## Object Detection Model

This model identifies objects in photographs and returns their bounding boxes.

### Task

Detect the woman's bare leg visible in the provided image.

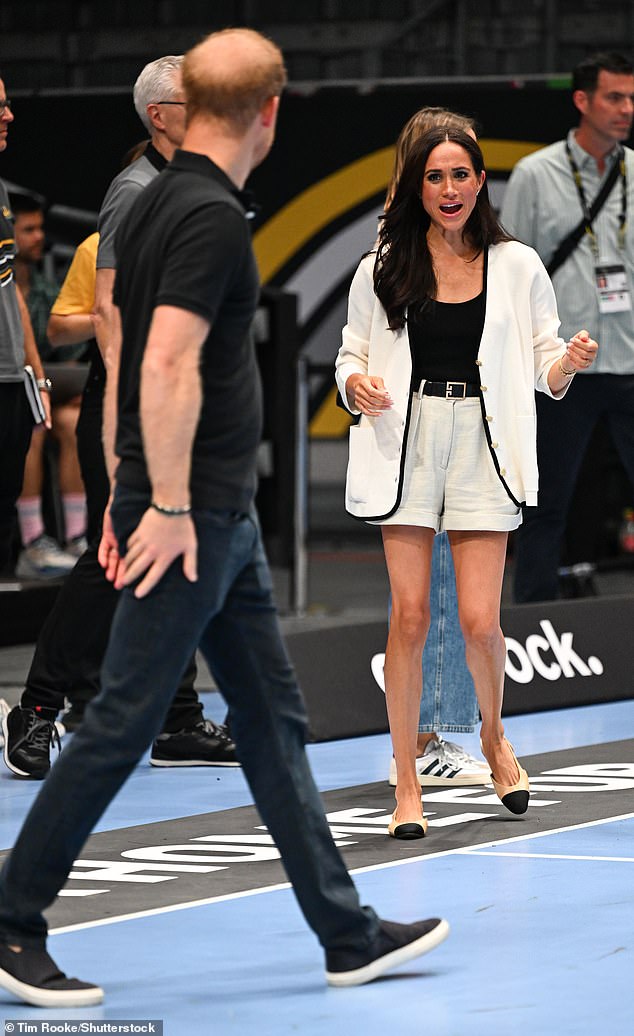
[382,524,435,822]
[448,530,520,788]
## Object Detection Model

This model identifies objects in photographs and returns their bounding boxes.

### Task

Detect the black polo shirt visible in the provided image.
[113,150,262,512]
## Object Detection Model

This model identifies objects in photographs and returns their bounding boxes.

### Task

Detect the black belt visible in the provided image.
[421,380,480,400]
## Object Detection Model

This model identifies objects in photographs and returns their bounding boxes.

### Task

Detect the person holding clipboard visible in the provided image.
[0,79,51,577]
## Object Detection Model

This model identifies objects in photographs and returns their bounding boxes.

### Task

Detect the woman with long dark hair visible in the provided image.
[383,108,486,792]
[336,127,598,838]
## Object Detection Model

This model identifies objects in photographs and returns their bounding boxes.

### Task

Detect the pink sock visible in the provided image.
[17,497,45,546]
[63,493,87,542]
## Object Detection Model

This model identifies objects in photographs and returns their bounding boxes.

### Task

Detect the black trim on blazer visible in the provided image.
[348,387,417,523]
[477,249,525,509]
[478,390,524,509]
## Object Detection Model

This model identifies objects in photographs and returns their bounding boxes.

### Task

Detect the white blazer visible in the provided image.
[335,241,572,520]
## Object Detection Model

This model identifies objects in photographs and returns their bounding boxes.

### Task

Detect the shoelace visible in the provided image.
[435,738,481,768]
[22,714,61,757]
[200,719,233,745]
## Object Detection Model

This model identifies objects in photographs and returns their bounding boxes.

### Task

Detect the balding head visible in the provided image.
[183,28,287,134]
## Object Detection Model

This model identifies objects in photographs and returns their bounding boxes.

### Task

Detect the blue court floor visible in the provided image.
[0,697,633,1036]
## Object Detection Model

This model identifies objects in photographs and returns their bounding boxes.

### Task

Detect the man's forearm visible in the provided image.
[16,286,45,379]
[141,354,201,508]
[139,306,209,508]
[93,268,121,484]
[102,364,120,486]
[47,312,94,348]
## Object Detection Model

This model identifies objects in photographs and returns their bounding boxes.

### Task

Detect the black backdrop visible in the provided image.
[3,78,578,239]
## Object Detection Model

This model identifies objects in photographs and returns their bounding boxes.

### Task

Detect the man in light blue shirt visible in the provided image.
[501,51,634,601]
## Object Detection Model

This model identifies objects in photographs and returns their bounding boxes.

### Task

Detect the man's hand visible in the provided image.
[120,508,198,598]
[41,391,52,430]
[98,500,125,585]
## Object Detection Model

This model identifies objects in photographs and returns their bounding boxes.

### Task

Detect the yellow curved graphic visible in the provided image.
[253,147,394,283]
[253,138,544,437]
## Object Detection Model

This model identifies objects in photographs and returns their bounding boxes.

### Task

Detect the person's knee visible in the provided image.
[50,403,80,442]
[24,426,46,460]
[390,599,430,646]
[460,614,503,655]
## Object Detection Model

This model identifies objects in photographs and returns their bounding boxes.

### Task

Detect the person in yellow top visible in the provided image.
[48,232,99,346]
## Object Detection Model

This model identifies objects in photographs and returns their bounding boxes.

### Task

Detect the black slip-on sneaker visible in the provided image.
[0,943,103,1007]
[326,917,450,987]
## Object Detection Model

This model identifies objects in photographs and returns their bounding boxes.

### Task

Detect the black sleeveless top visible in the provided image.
[408,289,485,387]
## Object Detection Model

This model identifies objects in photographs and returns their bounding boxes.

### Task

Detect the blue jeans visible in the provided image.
[0,486,378,954]
[420,533,478,734]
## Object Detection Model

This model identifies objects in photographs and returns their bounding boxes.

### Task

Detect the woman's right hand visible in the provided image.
[345,374,393,416]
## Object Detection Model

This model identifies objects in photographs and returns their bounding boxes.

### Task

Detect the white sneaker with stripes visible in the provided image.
[388,736,490,787]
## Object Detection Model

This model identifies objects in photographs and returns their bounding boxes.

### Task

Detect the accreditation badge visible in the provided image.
[595,264,631,313]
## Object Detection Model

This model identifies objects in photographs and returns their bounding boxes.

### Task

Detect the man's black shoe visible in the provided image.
[2,706,60,780]
[0,943,103,1007]
[325,918,450,987]
[150,718,240,767]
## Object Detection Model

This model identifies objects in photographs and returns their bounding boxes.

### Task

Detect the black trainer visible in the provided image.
[0,943,103,1008]
[2,705,61,780]
[150,718,240,767]
[325,917,450,987]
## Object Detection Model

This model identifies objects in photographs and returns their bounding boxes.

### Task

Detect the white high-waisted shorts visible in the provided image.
[377,385,522,532]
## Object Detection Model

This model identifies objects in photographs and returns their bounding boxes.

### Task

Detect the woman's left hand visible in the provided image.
[564,329,599,371]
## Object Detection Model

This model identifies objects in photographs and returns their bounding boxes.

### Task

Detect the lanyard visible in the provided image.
[565,140,627,258]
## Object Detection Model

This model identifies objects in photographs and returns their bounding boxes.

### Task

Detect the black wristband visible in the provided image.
[151,501,191,516]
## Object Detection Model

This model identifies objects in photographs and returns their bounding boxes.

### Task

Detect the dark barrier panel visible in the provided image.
[0,581,62,648]
[285,622,389,742]
[3,586,632,738]
[2,80,575,224]
[285,596,634,741]
[255,288,299,568]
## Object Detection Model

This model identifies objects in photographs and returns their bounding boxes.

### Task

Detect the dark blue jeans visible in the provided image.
[0,486,378,955]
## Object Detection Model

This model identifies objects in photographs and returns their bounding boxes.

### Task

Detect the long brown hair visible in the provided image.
[375,126,512,330]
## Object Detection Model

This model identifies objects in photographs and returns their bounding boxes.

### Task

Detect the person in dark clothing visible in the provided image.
[0,28,448,1008]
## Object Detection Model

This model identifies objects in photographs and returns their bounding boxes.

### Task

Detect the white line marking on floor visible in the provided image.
[50,810,634,937]
[459,851,634,863]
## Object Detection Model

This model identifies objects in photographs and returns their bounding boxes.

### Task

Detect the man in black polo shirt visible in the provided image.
[0,29,448,1007]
